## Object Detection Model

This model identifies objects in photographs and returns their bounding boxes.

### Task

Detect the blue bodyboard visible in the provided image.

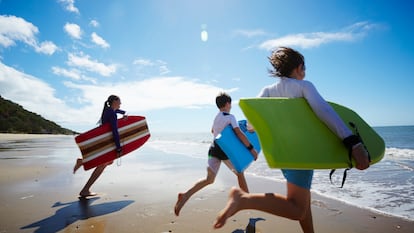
[215,120,261,172]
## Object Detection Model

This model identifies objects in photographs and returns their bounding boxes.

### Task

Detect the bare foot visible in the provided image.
[352,144,370,170]
[79,191,98,198]
[214,187,244,229]
[174,193,188,216]
[73,158,83,174]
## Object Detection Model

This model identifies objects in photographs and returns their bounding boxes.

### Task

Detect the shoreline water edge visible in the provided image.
[0,129,413,232]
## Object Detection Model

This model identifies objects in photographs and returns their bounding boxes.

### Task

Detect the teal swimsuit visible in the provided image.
[281,169,313,190]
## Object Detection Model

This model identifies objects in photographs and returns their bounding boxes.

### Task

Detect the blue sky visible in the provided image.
[1,0,413,133]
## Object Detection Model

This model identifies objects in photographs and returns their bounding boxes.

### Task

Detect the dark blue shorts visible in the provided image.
[208,141,229,160]
[281,169,313,190]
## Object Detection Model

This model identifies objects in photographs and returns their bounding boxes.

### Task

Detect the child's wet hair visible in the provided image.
[268,47,305,77]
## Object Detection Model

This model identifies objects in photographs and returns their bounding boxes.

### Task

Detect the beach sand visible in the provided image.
[0,134,413,233]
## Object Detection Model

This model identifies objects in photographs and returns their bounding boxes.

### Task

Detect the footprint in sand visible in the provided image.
[312,199,342,216]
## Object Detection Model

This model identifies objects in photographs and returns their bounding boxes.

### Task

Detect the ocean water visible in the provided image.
[147,126,414,221]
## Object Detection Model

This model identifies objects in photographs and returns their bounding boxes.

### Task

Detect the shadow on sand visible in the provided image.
[232,217,266,233]
[21,197,134,233]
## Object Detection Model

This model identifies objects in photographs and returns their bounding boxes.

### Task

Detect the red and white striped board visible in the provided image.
[75,116,150,170]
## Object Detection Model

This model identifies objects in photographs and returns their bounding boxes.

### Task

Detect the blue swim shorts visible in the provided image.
[281,169,314,190]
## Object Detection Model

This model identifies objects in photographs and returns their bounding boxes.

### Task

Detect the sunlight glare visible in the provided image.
[201,30,208,42]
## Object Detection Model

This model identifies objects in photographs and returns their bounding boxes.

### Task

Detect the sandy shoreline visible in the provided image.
[0,134,413,232]
[0,133,72,140]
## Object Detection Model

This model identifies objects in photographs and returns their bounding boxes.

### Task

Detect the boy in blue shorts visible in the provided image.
[174,92,258,216]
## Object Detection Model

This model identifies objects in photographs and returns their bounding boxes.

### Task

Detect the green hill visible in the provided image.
[0,95,77,135]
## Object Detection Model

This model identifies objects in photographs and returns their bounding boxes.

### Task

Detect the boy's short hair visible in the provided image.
[268,47,305,77]
[216,92,232,108]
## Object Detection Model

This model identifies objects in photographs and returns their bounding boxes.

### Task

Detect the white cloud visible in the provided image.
[89,20,99,27]
[259,21,378,50]
[133,58,171,75]
[67,53,116,77]
[52,66,97,83]
[233,29,267,38]
[59,0,79,14]
[91,32,110,48]
[156,60,170,75]
[0,61,236,131]
[52,66,81,80]
[0,61,72,124]
[35,41,59,55]
[64,23,82,39]
[65,76,237,111]
[133,58,154,66]
[159,65,170,75]
[0,15,37,47]
[0,15,58,55]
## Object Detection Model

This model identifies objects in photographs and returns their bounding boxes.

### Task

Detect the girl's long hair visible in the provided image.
[99,95,119,125]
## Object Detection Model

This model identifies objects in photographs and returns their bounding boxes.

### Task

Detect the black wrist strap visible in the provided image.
[342,135,361,150]
[331,122,370,188]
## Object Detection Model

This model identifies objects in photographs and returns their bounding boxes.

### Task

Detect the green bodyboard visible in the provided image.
[239,98,385,169]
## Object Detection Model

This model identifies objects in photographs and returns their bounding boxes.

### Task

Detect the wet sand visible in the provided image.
[0,134,413,232]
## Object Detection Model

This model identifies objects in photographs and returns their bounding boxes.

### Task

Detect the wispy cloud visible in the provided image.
[0,61,68,122]
[52,66,81,80]
[58,0,79,14]
[259,21,379,50]
[65,76,235,111]
[133,58,154,66]
[157,60,171,75]
[64,23,82,39]
[233,29,267,38]
[133,58,171,76]
[0,61,235,130]
[0,15,58,55]
[89,20,99,28]
[91,32,110,48]
[51,66,97,83]
[159,65,170,75]
[67,53,117,77]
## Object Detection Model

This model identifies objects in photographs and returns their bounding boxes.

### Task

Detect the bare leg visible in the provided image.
[73,158,83,174]
[299,205,314,233]
[236,172,249,193]
[223,160,249,193]
[174,168,216,216]
[79,164,107,197]
[287,183,314,233]
[214,183,314,233]
[214,187,244,228]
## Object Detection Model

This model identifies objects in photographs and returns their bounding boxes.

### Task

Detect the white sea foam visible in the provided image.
[147,130,414,221]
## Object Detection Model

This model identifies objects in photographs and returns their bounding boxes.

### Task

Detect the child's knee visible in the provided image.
[206,175,215,184]
[206,168,216,184]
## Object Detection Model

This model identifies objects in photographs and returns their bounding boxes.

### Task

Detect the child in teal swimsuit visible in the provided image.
[214,47,370,233]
